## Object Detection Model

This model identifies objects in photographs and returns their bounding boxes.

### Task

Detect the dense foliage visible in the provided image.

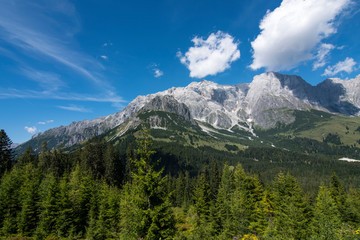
[1,128,360,239]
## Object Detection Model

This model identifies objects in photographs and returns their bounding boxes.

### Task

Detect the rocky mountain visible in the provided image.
[16,72,360,152]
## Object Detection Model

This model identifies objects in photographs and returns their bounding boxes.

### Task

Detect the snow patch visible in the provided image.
[339,157,360,163]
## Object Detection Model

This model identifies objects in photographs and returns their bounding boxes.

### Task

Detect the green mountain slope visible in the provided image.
[74,108,360,193]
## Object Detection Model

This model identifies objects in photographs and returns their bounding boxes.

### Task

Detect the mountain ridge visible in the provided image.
[17,72,360,152]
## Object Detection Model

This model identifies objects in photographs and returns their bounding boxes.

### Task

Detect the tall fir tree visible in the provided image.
[120,127,175,239]
[56,173,75,238]
[36,173,61,238]
[271,172,312,239]
[191,170,214,239]
[17,145,37,167]
[0,129,13,177]
[249,186,274,237]
[311,185,341,240]
[229,164,263,237]
[0,166,25,235]
[38,141,51,172]
[329,172,349,222]
[18,164,41,236]
[216,163,235,239]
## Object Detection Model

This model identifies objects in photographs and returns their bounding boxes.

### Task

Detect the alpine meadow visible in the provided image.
[1,0,360,239]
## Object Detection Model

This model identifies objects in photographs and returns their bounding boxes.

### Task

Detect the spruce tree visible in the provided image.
[0,166,25,235]
[120,127,175,239]
[104,143,123,186]
[57,174,74,238]
[312,185,341,240]
[17,145,37,167]
[271,172,311,239]
[175,172,185,207]
[18,164,41,236]
[38,141,51,171]
[229,164,263,237]
[69,166,94,237]
[216,163,234,239]
[249,186,274,237]
[36,173,61,238]
[0,129,13,177]
[329,172,348,222]
[192,171,213,238]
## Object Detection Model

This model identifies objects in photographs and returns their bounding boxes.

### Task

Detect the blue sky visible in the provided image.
[0,0,359,143]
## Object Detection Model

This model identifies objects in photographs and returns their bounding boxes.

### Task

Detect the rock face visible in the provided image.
[19,72,360,150]
[143,95,194,124]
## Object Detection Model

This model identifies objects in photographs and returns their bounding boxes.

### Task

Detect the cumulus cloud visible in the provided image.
[58,104,91,112]
[250,0,351,71]
[178,31,240,78]
[100,55,108,60]
[313,43,335,70]
[322,57,357,76]
[25,126,37,134]
[153,68,163,78]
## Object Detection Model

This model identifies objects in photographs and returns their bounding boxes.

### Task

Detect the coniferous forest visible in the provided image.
[1,128,360,240]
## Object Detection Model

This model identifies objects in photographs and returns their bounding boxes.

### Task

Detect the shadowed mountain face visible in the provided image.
[16,72,360,152]
[314,79,360,115]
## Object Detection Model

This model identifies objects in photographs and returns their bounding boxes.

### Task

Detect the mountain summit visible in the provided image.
[18,72,360,152]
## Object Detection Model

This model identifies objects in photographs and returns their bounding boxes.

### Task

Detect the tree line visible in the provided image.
[1,128,360,239]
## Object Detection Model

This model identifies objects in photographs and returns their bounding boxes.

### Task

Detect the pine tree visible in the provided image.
[104,143,123,186]
[271,172,311,239]
[80,138,106,179]
[175,172,185,207]
[0,166,25,235]
[36,173,61,238]
[120,127,175,239]
[192,171,213,238]
[0,129,13,177]
[210,160,221,199]
[38,141,51,171]
[329,172,349,222]
[69,166,94,237]
[56,174,74,238]
[18,164,41,236]
[347,187,360,225]
[216,163,234,239]
[229,164,263,237]
[249,187,274,237]
[183,170,192,209]
[17,145,37,167]
[312,185,341,240]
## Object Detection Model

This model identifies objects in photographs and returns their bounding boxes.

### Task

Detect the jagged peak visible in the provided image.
[188,79,218,88]
[317,74,360,87]
[251,71,310,89]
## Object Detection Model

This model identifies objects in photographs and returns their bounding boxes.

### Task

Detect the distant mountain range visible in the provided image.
[16,72,360,154]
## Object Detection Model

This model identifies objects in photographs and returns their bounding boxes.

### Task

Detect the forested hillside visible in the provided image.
[1,128,360,239]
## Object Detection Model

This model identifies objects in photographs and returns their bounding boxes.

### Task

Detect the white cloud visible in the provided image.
[0,88,126,104]
[250,0,351,71]
[0,0,124,106]
[103,42,113,47]
[25,126,37,134]
[153,68,163,78]
[100,55,108,60]
[20,68,65,91]
[178,31,240,78]
[313,43,335,70]
[58,104,91,113]
[38,120,54,125]
[322,57,357,76]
